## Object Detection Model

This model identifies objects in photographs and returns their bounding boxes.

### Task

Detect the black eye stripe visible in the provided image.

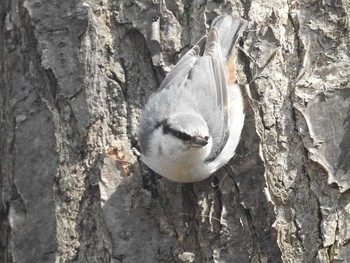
[163,123,192,142]
[155,119,193,142]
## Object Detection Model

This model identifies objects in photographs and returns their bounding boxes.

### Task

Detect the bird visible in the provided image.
[138,15,248,183]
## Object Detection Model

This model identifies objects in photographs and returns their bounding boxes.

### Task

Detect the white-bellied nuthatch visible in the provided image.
[139,15,248,182]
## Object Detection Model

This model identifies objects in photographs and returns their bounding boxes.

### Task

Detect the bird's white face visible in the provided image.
[157,112,211,155]
[156,124,212,160]
[142,112,214,181]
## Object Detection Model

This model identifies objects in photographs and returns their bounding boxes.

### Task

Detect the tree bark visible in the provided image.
[1,0,349,262]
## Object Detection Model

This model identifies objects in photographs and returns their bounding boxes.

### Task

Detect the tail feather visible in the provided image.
[211,16,248,59]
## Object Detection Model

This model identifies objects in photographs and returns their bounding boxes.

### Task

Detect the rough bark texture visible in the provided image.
[1,0,349,262]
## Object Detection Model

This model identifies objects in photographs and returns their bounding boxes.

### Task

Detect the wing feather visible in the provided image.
[186,27,229,160]
[158,36,207,91]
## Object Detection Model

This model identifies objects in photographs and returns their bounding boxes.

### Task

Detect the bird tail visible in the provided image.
[211,16,248,59]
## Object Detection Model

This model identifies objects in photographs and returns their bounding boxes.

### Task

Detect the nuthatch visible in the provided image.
[139,15,248,182]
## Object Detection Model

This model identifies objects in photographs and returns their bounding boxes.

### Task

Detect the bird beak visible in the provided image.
[191,137,208,147]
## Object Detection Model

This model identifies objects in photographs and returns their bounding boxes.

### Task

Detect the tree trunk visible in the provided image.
[1,0,349,262]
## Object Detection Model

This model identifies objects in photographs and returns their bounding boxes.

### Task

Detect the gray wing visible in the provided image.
[187,28,229,160]
[158,36,206,91]
[195,16,248,160]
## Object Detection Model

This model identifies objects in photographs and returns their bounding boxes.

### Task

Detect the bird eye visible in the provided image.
[204,136,209,141]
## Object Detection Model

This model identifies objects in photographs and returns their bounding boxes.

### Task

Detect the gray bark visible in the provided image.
[1,0,349,262]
